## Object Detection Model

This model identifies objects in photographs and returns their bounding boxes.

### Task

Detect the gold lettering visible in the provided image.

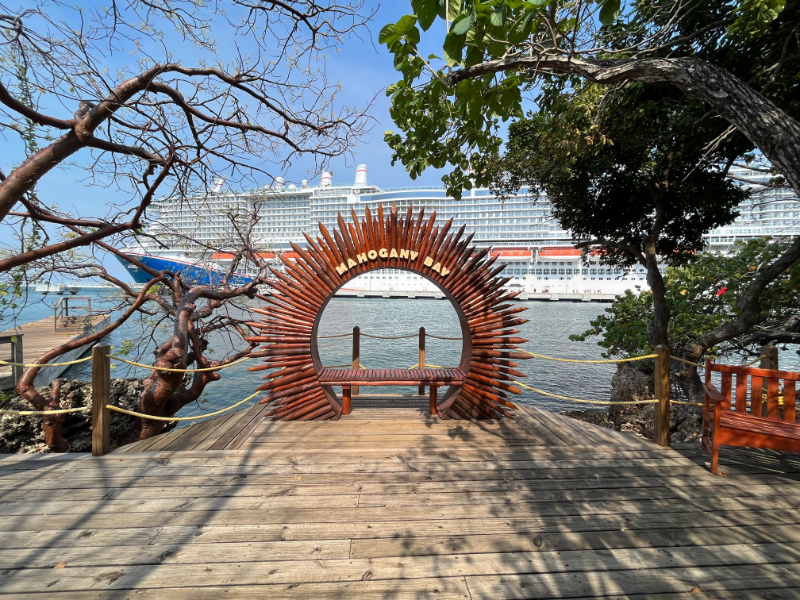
[356,252,368,264]
[399,249,410,260]
[409,251,419,261]
[347,258,357,269]
[432,262,442,273]
[441,267,451,277]
[335,263,349,275]
[378,248,389,258]
[389,248,399,258]
[367,250,378,260]
[424,256,434,267]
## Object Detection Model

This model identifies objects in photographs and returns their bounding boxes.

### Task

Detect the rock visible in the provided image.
[564,363,703,444]
[0,379,144,454]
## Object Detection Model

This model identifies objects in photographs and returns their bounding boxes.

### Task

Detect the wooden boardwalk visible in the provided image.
[0,315,109,389]
[1,402,800,598]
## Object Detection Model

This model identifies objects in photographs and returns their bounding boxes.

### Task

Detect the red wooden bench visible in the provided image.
[318,368,466,416]
[702,359,800,475]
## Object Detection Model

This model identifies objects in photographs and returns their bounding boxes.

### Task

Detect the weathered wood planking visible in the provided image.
[0,315,109,389]
[1,407,799,598]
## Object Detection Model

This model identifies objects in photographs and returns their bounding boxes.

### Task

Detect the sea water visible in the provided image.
[8,291,795,427]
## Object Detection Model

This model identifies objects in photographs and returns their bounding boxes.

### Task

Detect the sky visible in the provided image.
[12,1,455,209]
[2,0,477,281]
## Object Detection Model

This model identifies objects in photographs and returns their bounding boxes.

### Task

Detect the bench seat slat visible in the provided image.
[318,367,466,386]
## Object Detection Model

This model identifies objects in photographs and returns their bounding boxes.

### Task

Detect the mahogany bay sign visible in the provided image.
[246,203,531,421]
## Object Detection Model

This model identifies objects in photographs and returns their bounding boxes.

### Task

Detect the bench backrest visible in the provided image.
[705,359,799,421]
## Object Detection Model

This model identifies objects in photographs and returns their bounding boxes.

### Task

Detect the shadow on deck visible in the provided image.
[1,399,799,598]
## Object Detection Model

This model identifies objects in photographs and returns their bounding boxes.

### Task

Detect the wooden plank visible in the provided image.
[188,409,249,451]
[0,543,795,592]
[465,563,800,600]
[214,403,268,450]
[0,578,472,599]
[349,523,800,558]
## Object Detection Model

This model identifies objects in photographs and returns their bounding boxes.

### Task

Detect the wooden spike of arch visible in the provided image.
[247,203,531,420]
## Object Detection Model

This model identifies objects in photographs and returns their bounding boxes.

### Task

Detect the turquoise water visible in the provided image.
[7,291,797,425]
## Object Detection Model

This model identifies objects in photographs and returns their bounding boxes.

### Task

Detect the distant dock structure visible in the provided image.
[0,297,109,390]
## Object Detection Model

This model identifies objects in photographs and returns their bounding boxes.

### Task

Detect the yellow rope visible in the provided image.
[317,333,353,339]
[110,356,250,373]
[408,363,452,370]
[107,390,261,422]
[670,356,704,367]
[516,348,657,364]
[513,379,658,405]
[0,356,92,368]
[0,406,91,416]
[361,333,419,340]
[671,400,704,407]
[427,334,463,340]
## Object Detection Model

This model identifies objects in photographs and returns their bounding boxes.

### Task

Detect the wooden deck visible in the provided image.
[0,315,109,389]
[1,402,800,598]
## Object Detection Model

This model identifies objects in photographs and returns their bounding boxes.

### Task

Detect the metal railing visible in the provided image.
[54,296,92,332]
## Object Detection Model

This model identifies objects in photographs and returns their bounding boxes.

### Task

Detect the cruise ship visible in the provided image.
[117,164,800,295]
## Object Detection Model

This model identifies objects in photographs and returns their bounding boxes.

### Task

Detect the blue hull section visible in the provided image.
[115,253,255,286]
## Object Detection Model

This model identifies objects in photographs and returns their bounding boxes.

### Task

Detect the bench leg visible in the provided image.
[429,385,437,415]
[342,385,351,416]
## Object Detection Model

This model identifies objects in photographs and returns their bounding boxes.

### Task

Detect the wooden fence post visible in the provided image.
[352,326,360,396]
[11,334,23,386]
[92,343,111,456]
[418,327,426,396]
[760,345,778,371]
[653,345,671,447]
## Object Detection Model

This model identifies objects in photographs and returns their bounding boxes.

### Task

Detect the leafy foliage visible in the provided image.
[380,0,799,196]
[571,238,800,358]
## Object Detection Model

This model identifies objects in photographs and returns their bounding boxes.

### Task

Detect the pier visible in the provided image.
[1,398,799,597]
[0,297,109,390]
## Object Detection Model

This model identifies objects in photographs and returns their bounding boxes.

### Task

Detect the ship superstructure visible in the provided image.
[117,164,800,294]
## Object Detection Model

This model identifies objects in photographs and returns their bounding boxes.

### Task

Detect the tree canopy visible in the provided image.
[381,0,800,198]
[571,237,800,359]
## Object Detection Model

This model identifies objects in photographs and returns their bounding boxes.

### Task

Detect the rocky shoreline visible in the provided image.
[563,363,703,444]
[0,379,145,454]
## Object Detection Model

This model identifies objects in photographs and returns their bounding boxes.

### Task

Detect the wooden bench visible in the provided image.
[318,368,466,415]
[702,359,800,474]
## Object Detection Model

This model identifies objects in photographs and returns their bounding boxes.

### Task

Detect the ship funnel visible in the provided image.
[354,164,368,186]
[212,177,225,193]
[275,176,285,188]
[320,171,332,187]
[301,179,308,188]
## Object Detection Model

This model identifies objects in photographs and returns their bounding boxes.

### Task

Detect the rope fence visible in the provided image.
[0,356,93,368]
[109,356,250,372]
[106,390,262,423]
[0,406,91,416]
[516,348,657,363]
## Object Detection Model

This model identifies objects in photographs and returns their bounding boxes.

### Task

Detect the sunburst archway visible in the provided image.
[246,203,530,420]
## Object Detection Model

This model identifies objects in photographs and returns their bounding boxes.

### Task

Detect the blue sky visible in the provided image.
[9,2,452,211]
[1,1,517,281]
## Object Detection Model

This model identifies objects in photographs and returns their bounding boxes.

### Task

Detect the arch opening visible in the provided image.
[311,267,470,409]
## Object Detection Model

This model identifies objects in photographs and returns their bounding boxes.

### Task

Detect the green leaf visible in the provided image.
[450,12,474,35]
[527,0,550,6]
[508,10,535,44]
[490,3,507,26]
[443,31,467,66]
[598,0,620,26]
[378,23,397,44]
[447,0,462,21]
[394,15,418,35]
[412,0,439,31]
